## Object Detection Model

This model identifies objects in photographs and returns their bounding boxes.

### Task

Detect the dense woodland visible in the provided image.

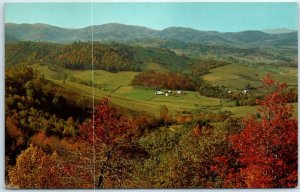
[5,66,92,167]
[6,41,196,72]
[6,41,138,71]
[132,70,196,90]
[7,41,297,73]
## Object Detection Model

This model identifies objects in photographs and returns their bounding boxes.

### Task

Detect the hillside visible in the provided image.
[158,27,228,44]
[5,33,19,44]
[5,41,194,72]
[202,63,298,89]
[5,23,298,47]
[130,38,297,66]
[92,23,159,41]
[6,22,297,67]
[5,23,85,42]
[263,28,296,34]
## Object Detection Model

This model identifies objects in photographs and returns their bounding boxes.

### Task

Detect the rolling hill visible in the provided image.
[5,23,297,47]
[263,28,297,34]
[5,41,194,72]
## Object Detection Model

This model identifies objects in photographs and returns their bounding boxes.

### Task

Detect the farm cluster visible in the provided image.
[155,90,184,96]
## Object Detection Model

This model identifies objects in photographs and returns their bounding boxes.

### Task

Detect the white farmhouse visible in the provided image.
[155,90,164,95]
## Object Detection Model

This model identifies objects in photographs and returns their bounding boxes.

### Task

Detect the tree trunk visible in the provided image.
[97,145,116,188]
[97,168,105,188]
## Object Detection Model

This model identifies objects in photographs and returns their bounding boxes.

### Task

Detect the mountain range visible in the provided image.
[262,28,296,34]
[5,23,297,47]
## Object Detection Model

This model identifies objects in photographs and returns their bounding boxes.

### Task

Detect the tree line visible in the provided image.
[132,70,196,91]
[6,41,139,72]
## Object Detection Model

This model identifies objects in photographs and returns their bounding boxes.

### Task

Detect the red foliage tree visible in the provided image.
[79,98,134,188]
[212,74,297,188]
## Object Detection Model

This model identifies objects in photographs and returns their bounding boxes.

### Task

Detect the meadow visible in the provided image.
[202,63,297,89]
[34,64,297,118]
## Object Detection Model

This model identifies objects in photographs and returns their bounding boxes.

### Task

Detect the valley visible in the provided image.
[33,57,297,118]
[5,22,298,189]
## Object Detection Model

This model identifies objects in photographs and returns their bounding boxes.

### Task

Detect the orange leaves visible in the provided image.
[132,70,196,90]
[8,144,60,188]
[262,73,275,88]
[240,165,273,188]
[31,131,79,152]
[6,116,25,150]
[6,117,22,138]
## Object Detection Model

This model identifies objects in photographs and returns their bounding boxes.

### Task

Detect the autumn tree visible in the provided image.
[160,105,171,126]
[132,70,196,90]
[80,98,138,188]
[8,144,60,188]
[212,74,298,188]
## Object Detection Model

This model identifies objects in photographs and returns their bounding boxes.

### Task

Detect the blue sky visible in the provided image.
[5,2,298,32]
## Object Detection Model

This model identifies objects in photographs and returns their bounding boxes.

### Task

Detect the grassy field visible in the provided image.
[220,102,298,118]
[202,64,297,90]
[144,62,169,72]
[35,64,297,117]
[36,65,221,115]
[54,81,222,116]
[74,70,139,91]
[116,86,156,100]
[36,65,139,91]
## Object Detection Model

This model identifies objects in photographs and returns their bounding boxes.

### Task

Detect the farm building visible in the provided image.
[165,90,172,96]
[155,91,164,95]
[155,90,173,96]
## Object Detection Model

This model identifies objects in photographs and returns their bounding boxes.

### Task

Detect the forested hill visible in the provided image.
[5,41,195,72]
[6,23,297,47]
[6,40,297,74]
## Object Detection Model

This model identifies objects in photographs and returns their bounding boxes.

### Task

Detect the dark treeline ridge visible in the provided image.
[6,41,137,71]
[132,70,196,91]
[6,41,239,73]
[5,41,195,72]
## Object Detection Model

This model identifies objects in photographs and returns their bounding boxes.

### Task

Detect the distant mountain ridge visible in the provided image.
[263,28,296,34]
[5,23,297,46]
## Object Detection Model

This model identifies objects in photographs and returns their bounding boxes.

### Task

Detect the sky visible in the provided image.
[5,2,298,32]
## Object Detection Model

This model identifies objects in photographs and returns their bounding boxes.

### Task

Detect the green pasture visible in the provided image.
[202,64,297,90]
[74,70,139,91]
[35,65,139,91]
[35,64,297,118]
[220,102,297,118]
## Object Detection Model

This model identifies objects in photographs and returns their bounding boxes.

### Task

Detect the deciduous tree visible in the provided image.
[8,144,60,188]
[212,74,297,188]
[80,98,136,188]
